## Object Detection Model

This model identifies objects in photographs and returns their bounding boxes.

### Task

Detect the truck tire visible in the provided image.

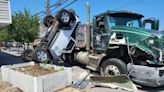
[21,49,32,62]
[100,58,127,76]
[64,53,76,65]
[56,9,75,28]
[32,49,50,63]
[43,15,54,27]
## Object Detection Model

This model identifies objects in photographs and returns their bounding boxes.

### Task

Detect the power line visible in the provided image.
[50,0,63,8]
[33,0,78,21]
[52,0,78,15]
[62,0,77,9]
[33,11,44,16]
[33,0,63,20]
[50,0,69,13]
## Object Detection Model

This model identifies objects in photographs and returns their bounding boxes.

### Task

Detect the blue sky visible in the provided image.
[10,0,164,30]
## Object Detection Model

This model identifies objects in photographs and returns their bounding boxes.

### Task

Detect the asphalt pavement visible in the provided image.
[0,51,23,66]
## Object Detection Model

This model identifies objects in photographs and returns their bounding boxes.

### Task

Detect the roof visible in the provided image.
[95,10,144,19]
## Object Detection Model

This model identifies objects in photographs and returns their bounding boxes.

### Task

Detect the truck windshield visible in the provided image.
[108,15,142,28]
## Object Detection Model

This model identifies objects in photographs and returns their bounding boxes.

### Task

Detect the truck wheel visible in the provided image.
[32,49,50,63]
[56,9,75,27]
[43,15,54,27]
[100,58,127,76]
[64,53,76,65]
[21,49,32,62]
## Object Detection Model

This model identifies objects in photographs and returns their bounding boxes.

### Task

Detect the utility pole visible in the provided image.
[45,0,51,15]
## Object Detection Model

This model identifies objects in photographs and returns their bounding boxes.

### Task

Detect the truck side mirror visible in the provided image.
[143,18,159,30]
[153,19,159,30]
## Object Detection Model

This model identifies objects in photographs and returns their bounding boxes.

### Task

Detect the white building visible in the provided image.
[0,0,11,30]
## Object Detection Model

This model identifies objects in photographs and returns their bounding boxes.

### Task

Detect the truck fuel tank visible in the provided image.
[76,52,105,71]
[76,52,90,65]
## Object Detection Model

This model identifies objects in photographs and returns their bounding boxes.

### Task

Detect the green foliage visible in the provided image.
[60,67,64,71]
[0,29,14,42]
[0,8,40,43]
[43,59,49,69]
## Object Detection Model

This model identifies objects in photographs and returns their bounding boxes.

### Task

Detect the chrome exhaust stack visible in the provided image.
[86,1,91,50]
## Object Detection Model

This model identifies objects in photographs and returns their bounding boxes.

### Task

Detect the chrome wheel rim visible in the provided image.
[104,65,120,76]
[37,51,47,62]
[61,12,70,23]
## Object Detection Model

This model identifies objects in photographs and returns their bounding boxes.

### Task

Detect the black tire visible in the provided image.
[56,9,75,27]
[100,58,127,76]
[21,49,33,62]
[63,53,76,65]
[43,15,54,27]
[32,49,50,63]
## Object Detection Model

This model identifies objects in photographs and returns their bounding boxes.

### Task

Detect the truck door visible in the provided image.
[93,16,108,52]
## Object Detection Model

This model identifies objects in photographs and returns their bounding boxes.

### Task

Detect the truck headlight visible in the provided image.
[148,39,154,45]
[145,38,154,46]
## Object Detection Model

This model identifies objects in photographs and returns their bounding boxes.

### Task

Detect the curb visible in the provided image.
[1,50,21,57]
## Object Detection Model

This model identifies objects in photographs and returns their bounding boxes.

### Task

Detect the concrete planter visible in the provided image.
[1,62,72,92]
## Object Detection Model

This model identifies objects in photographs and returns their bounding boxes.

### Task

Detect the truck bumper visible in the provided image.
[128,64,164,87]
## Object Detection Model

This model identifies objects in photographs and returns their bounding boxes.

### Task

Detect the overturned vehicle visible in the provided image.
[22,9,164,87]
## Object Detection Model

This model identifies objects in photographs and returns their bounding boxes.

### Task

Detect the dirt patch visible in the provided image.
[58,87,89,92]
[2,86,22,92]
[0,81,22,92]
[12,64,62,77]
[0,81,12,90]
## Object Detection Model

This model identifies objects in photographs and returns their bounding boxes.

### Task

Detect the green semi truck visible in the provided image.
[74,10,164,87]
[22,9,164,87]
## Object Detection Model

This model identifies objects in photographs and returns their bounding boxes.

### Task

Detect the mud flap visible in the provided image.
[90,75,138,92]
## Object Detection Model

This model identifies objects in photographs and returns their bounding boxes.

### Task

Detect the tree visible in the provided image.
[0,28,14,42]
[8,9,40,48]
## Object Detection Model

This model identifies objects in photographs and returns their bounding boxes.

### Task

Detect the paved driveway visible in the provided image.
[0,51,23,66]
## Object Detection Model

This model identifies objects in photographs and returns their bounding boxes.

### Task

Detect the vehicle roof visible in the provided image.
[95,10,144,19]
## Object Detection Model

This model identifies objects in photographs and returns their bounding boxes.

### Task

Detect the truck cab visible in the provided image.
[92,10,163,65]
[76,10,164,87]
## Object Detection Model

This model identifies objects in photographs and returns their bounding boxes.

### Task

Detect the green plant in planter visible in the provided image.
[43,59,49,69]
[60,66,64,71]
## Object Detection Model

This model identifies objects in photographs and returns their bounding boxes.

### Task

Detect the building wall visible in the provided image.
[0,0,11,29]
